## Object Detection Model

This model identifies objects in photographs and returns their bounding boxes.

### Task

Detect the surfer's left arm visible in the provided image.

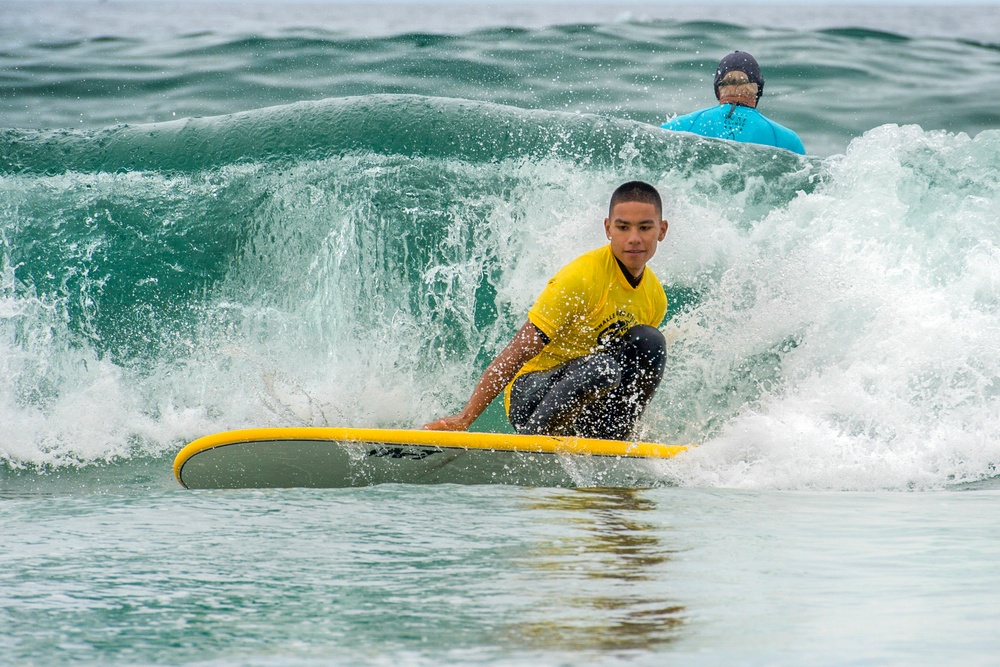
[423,321,546,431]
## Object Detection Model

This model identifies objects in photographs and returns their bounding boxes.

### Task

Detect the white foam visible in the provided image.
[655,126,1000,489]
[3,127,998,489]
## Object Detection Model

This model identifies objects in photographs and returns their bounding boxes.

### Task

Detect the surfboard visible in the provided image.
[174,427,690,489]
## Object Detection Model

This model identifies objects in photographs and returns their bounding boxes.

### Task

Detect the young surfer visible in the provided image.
[662,51,805,155]
[424,181,669,441]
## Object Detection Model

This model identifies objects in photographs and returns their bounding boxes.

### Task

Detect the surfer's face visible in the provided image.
[717,70,759,107]
[604,201,668,278]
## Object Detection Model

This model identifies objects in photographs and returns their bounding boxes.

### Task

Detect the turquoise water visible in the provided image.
[4,486,1000,665]
[3,1,1000,664]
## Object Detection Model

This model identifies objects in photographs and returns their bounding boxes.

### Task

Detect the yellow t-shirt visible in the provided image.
[504,245,667,413]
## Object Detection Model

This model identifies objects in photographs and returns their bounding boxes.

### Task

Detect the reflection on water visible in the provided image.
[505,488,686,651]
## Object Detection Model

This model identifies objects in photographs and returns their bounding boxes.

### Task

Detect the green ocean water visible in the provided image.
[4,2,1000,156]
[2,2,1000,665]
[4,485,1000,666]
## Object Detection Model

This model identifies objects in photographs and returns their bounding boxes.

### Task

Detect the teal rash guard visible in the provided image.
[662,103,805,155]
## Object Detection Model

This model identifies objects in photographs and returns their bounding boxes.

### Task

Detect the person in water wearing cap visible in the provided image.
[424,181,669,440]
[662,51,805,155]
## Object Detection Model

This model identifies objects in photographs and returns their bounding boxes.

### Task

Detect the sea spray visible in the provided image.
[655,125,1000,489]
[3,96,998,489]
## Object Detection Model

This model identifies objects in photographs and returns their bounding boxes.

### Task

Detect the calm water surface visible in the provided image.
[4,484,999,665]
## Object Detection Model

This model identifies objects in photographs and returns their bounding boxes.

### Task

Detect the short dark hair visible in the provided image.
[609,181,662,218]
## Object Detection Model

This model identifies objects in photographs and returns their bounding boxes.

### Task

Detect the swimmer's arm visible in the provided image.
[423,320,547,431]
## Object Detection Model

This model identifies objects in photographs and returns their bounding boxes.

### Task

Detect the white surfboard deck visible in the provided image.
[174,427,690,489]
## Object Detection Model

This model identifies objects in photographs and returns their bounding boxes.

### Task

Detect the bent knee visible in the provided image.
[626,325,666,354]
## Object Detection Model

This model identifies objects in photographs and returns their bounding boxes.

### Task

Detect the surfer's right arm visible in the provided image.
[423,320,546,431]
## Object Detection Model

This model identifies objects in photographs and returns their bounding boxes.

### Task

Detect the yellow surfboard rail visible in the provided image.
[173,426,690,486]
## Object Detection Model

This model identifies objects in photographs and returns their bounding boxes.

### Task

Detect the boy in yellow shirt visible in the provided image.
[424,181,669,441]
